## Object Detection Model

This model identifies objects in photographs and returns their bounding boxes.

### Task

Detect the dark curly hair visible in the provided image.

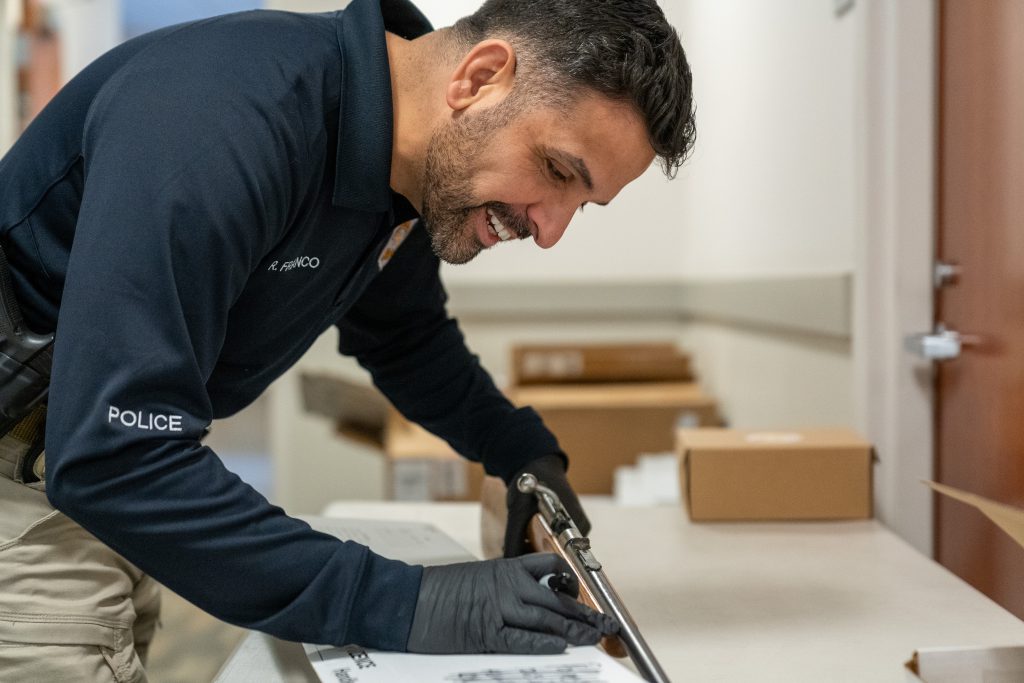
[451,0,696,178]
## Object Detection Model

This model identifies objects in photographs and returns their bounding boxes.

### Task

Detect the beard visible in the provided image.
[420,100,531,264]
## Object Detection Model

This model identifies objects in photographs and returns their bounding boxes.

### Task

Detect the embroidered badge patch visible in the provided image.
[378,220,416,270]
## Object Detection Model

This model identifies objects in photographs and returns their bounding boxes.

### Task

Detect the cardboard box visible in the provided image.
[904,482,1024,681]
[511,382,719,494]
[300,373,483,501]
[676,428,873,521]
[509,342,693,385]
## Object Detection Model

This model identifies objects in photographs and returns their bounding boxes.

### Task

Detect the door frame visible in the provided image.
[853,0,937,555]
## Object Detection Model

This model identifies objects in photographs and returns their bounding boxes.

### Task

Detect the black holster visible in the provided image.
[0,243,53,442]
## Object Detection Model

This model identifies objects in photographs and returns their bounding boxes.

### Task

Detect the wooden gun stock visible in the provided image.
[527,513,629,658]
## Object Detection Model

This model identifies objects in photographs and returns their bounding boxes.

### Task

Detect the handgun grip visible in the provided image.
[528,514,629,658]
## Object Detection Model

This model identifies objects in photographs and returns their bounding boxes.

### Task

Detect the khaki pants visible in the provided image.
[0,475,160,682]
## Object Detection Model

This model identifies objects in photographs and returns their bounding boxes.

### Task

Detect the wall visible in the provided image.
[266,0,866,514]
[0,0,20,154]
[423,0,862,434]
[854,0,936,554]
[45,0,121,81]
[674,0,858,279]
[665,0,860,431]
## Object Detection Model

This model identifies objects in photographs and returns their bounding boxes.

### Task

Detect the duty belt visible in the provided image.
[0,242,52,484]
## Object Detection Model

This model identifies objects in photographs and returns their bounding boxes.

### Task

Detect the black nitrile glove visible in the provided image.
[405,553,618,654]
[504,454,590,557]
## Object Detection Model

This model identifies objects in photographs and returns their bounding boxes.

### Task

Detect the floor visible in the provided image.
[143,454,268,683]
[146,587,247,683]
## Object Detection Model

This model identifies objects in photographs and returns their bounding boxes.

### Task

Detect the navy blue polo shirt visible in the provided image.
[0,0,561,649]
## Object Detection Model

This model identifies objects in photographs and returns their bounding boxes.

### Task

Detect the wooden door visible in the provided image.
[936,0,1024,618]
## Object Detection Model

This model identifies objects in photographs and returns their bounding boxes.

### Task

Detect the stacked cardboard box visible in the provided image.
[300,342,717,500]
[299,372,483,501]
[508,342,719,494]
[510,342,694,385]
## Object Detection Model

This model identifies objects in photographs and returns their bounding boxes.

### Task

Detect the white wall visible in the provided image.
[674,0,858,278]
[678,324,853,429]
[854,0,936,554]
[0,0,21,154]
[44,0,122,82]
[665,0,860,431]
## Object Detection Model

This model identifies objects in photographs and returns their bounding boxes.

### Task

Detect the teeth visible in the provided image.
[487,208,513,242]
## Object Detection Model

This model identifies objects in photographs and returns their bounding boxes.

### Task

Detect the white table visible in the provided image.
[216,500,1024,682]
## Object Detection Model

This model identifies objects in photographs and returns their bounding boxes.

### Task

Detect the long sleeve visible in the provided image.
[43,46,421,649]
[336,224,562,484]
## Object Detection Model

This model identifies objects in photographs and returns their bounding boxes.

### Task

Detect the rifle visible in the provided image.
[517,473,671,683]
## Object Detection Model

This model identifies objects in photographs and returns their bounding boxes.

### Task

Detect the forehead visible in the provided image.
[519,94,656,194]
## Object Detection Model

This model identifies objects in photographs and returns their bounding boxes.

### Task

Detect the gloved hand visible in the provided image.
[504,454,590,557]
[405,553,618,654]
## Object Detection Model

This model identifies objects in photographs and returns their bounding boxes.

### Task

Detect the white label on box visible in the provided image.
[745,431,804,445]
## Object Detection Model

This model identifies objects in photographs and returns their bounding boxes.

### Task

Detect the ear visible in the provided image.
[445,39,516,113]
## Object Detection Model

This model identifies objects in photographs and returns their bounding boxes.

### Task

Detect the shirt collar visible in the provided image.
[333,0,433,214]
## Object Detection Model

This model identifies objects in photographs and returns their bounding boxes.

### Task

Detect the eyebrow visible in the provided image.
[551,151,611,206]
[551,150,594,192]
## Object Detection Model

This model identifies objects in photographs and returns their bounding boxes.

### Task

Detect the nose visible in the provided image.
[528,200,578,249]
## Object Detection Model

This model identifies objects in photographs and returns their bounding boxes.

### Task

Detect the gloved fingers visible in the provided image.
[496,627,567,655]
[510,556,621,636]
[515,552,575,581]
[526,590,620,636]
[524,583,603,624]
[504,603,604,647]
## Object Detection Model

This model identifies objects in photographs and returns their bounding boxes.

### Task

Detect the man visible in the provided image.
[0,0,694,678]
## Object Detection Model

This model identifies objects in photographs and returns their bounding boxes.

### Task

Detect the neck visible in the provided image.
[387,31,447,213]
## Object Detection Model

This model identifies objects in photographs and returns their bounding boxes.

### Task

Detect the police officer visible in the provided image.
[0,0,694,678]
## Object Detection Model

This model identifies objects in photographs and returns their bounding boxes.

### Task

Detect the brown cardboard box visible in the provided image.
[382,412,485,502]
[904,482,1024,681]
[509,342,693,385]
[300,372,483,501]
[512,382,719,494]
[676,427,873,521]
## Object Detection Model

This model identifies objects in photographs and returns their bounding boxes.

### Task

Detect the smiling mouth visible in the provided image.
[486,207,513,242]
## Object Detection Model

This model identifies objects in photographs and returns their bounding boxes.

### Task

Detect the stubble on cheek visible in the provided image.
[420,102,525,264]
[421,132,485,264]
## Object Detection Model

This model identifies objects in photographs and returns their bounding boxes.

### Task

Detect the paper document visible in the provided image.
[301,517,644,683]
[305,644,643,683]
[302,516,473,566]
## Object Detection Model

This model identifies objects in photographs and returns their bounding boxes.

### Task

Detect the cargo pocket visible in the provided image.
[99,640,146,683]
[0,480,147,681]
[0,641,145,683]
[0,614,143,682]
